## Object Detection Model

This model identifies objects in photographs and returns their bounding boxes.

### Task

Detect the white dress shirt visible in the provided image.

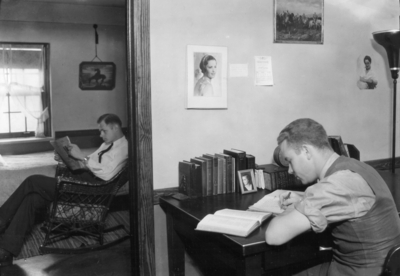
[87,136,128,181]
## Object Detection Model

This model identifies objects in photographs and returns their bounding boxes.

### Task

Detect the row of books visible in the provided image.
[178,149,256,197]
[328,135,360,161]
[254,164,302,191]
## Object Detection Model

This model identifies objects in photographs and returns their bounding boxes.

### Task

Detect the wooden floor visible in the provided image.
[0,240,132,276]
[1,169,399,276]
[0,238,204,276]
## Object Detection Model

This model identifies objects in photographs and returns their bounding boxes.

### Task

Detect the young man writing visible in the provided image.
[0,113,128,267]
[265,118,400,275]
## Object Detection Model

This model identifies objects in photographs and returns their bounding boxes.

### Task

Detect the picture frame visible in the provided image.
[187,45,227,109]
[273,0,324,44]
[238,169,257,195]
[79,62,116,90]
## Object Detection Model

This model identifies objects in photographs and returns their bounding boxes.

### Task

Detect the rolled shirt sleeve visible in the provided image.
[294,170,376,233]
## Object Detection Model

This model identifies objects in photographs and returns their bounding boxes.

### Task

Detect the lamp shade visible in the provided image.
[373,30,400,79]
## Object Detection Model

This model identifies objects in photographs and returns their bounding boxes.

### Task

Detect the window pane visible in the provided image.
[9,113,25,132]
[23,69,40,87]
[0,43,50,139]
[10,69,40,87]
[0,68,6,84]
[0,98,9,133]
[0,115,9,133]
[24,95,42,114]
[26,115,36,132]
[9,97,21,112]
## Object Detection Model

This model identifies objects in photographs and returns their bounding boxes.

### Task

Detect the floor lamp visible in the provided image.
[372,30,400,173]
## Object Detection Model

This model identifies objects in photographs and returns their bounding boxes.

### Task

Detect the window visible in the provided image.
[0,43,51,139]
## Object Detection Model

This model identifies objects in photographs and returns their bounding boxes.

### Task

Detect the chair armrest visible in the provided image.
[57,176,106,186]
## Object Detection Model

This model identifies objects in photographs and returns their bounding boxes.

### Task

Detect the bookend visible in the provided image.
[172,193,191,201]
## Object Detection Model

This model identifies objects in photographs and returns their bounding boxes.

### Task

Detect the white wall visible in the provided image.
[0,1,127,132]
[150,0,399,190]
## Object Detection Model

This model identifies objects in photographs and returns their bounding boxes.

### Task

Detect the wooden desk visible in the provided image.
[160,190,329,276]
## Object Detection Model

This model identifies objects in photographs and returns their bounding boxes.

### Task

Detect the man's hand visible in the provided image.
[67,144,85,160]
[54,151,62,162]
[279,191,303,210]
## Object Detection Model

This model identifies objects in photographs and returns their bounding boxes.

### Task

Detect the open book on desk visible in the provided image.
[248,189,305,214]
[195,208,271,237]
[50,136,86,171]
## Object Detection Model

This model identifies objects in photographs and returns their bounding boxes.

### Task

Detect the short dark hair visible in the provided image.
[97,113,122,127]
[199,55,217,74]
[364,55,372,64]
[277,118,331,152]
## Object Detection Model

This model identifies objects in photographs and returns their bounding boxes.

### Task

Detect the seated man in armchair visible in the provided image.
[0,113,128,267]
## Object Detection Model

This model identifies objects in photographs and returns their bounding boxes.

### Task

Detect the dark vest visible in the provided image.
[324,156,400,275]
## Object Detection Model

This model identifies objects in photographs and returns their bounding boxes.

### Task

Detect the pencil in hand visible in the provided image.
[280,192,291,209]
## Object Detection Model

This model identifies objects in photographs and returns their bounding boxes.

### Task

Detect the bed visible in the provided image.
[0,149,128,207]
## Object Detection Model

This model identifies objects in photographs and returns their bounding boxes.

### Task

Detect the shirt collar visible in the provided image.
[106,135,126,147]
[319,152,340,180]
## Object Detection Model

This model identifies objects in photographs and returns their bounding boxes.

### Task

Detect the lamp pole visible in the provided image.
[393,76,398,173]
[373,30,400,173]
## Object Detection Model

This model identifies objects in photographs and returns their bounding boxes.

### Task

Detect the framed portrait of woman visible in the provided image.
[238,169,257,195]
[187,45,227,109]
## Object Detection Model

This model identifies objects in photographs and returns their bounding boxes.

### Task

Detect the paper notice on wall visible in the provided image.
[255,56,273,86]
[229,64,248,77]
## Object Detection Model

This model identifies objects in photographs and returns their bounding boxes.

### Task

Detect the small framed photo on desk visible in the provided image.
[238,169,257,194]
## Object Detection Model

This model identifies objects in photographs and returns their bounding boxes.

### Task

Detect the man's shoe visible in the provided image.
[0,248,13,267]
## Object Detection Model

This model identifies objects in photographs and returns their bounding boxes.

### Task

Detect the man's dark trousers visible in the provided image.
[0,172,96,256]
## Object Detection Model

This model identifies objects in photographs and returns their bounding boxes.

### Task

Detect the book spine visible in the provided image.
[254,170,259,188]
[205,159,212,196]
[231,157,236,193]
[212,158,218,194]
[277,171,286,189]
[263,172,272,190]
[219,158,226,194]
[216,158,222,194]
[258,170,265,189]
[223,150,246,193]
[190,159,207,196]
[337,137,349,157]
[178,162,190,196]
[226,156,233,193]
[274,172,280,191]
[271,171,277,191]
[193,165,203,197]
[246,154,256,170]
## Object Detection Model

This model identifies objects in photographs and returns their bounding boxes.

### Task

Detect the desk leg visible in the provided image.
[236,254,263,276]
[166,212,185,276]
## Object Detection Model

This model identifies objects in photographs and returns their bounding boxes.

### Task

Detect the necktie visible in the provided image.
[98,143,113,163]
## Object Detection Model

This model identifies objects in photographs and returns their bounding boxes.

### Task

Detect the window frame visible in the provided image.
[0,42,51,139]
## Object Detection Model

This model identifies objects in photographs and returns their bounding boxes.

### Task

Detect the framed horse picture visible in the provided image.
[273,0,324,44]
[79,62,116,90]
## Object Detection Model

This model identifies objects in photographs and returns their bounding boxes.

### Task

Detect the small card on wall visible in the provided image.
[229,64,248,77]
[255,56,273,86]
